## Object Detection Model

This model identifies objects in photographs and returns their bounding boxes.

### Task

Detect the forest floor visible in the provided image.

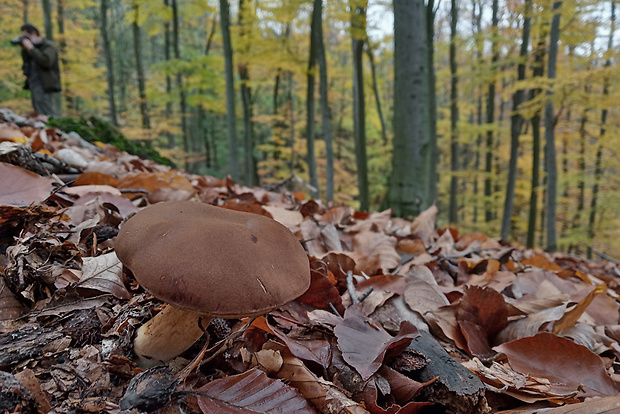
[1,109,620,414]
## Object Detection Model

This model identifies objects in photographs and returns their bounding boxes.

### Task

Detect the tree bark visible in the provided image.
[42,0,54,41]
[448,0,459,224]
[100,0,118,126]
[544,1,562,252]
[588,0,615,258]
[57,0,70,112]
[219,0,239,180]
[132,0,150,130]
[163,0,174,147]
[306,0,319,197]
[366,46,387,145]
[426,0,438,205]
[526,36,546,248]
[172,0,189,163]
[239,0,256,186]
[316,0,335,202]
[501,0,531,241]
[388,0,431,218]
[472,0,483,224]
[351,0,369,211]
[484,0,499,223]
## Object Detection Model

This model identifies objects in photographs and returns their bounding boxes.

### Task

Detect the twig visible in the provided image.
[346,271,359,303]
[328,302,341,316]
[357,287,374,303]
[346,270,373,304]
[594,249,620,265]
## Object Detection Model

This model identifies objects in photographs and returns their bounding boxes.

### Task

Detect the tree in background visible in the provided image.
[388,0,433,218]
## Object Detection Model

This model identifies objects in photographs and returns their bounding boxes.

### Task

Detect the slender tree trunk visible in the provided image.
[473,0,483,224]
[287,72,297,175]
[42,0,54,41]
[448,0,459,224]
[427,0,438,204]
[306,0,319,197]
[239,0,256,185]
[316,0,335,202]
[544,1,562,252]
[366,46,387,145]
[501,0,531,240]
[132,0,150,130]
[388,0,431,218]
[100,0,118,126]
[351,0,369,211]
[484,0,499,223]
[57,0,69,112]
[219,0,239,180]
[172,0,189,163]
[163,0,174,147]
[23,0,29,23]
[526,36,546,248]
[588,0,615,258]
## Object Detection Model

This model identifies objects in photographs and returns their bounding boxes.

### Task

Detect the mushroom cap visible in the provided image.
[115,201,310,318]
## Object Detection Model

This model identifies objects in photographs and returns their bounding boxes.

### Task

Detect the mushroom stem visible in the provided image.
[133,304,211,368]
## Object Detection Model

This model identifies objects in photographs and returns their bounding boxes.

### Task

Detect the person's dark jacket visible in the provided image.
[21,39,61,93]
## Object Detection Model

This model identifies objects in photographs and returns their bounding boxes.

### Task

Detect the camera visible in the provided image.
[10,35,26,46]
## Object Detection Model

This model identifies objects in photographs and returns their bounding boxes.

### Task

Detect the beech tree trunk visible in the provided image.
[472,0,483,224]
[484,0,499,223]
[501,0,531,241]
[100,0,118,126]
[427,0,438,204]
[588,0,615,258]
[366,46,387,145]
[316,0,335,202]
[219,0,239,180]
[351,0,369,211]
[388,0,431,218]
[132,0,150,130]
[544,1,562,252]
[448,0,459,224]
[239,0,256,185]
[42,0,54,41]
[306,0,319,197]
[172,0,189,161]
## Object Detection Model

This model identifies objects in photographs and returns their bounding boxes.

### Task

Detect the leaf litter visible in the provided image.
[0,109,620,413]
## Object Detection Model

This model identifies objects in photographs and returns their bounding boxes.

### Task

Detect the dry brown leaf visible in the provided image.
[553,285,605,334]
[0,162,53,206]
[494,333,619,397]
[334,304,419,380]
[197,368,317,413]
[276,350,369,414]
[456,286,509,357]
[78,252,131,299]
[352,232,400,273]
[410,205,438,245]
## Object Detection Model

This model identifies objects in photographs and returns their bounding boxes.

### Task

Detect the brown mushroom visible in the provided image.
[114,200,310,367]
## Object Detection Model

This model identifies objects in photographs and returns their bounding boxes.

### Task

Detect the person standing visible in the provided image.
[18,23,62,118]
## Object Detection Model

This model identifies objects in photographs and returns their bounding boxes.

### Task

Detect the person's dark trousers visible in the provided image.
[30,77,61,117]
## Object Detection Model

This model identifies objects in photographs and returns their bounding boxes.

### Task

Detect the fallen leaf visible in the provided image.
[334,304,419,380]
[456,286,509,357]
[0,162,53,206]
[78,252,131,299]
[410,205,438,245]
[495,332,619,397]
[553,285,605,334]
[197,368,317,413]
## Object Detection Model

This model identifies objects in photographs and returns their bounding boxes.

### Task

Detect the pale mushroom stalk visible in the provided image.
[133,305,210,367]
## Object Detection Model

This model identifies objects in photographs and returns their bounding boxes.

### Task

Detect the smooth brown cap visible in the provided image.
[115,201,310,318]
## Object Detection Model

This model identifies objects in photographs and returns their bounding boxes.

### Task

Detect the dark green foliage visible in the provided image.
[48,116,174,167]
